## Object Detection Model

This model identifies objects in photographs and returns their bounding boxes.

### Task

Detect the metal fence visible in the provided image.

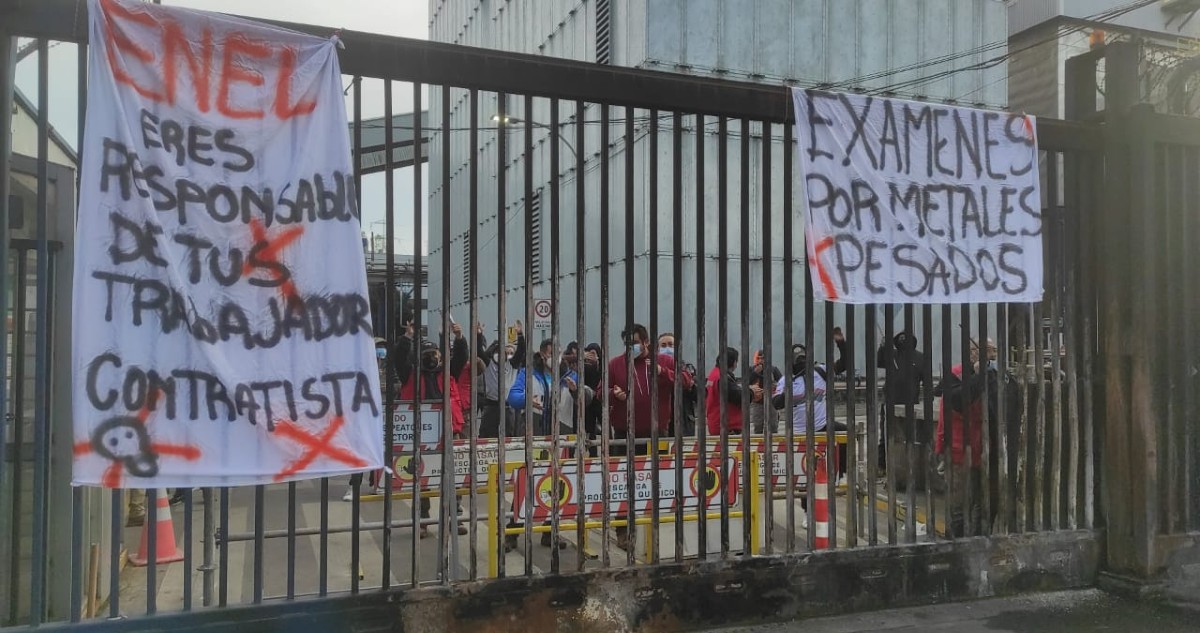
[1,2,1105,628]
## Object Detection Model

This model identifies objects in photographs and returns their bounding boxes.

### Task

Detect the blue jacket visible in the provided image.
[507,366,583,431]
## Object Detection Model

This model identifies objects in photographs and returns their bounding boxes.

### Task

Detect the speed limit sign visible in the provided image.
[533,299,552,329]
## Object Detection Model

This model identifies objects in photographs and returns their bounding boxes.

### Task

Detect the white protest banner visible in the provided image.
[72,0,383,488]
[792,89,1043,304]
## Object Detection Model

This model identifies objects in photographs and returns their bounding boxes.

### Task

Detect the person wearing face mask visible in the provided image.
[479,322,524,438]
[608,324,694,550]
[507,339,560,436]
[393,320,470,538]
[934,338,1011,537]
[609,324,693,446]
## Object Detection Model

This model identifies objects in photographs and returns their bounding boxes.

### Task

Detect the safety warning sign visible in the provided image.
[510,455,739,522]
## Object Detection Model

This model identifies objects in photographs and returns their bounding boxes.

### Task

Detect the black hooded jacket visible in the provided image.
[876,331,930,405]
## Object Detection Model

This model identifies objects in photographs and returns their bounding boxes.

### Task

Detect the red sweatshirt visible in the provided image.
[934,364,983,467]
[398,371,465,435]
[607,352,692,437]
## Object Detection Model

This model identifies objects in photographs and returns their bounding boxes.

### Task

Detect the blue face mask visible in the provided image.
[631,343,643,357]
[376,348,388,360]
[659,347,674,357]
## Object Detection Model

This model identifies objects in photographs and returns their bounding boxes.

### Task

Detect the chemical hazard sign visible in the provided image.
[510,455,739,522]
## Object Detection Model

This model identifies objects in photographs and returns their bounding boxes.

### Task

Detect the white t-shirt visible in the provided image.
[775,370,829,435]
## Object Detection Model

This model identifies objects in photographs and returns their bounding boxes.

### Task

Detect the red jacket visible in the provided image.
[607,352,691,437]
[398,371,465,435]
[935,364,983,466]
[705,366,744,435]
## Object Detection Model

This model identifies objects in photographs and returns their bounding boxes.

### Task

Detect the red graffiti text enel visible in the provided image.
[99,0,318,120]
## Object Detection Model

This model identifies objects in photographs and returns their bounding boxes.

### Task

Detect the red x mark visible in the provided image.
[74,390,202,488]
[810,235,840,301]
[273,416,367,482]
[245,219,305,304]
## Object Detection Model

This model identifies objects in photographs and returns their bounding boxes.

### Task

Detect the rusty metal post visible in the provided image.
[1094,40,1161,580]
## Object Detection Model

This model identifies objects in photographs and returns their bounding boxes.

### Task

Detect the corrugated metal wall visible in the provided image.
[426,0,1007,369]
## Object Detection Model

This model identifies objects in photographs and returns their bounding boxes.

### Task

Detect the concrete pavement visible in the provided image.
[707,590,1196,633]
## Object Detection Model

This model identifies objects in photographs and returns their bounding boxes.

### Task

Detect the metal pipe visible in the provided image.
[29,37,50,626]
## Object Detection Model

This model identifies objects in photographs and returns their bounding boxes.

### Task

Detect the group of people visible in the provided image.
[353,317,1010,541]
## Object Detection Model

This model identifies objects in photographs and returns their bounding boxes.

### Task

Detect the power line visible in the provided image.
[866,0,1159,97]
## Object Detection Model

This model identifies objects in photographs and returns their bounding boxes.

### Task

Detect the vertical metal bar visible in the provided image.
[318,478,328,595]
[495,93,509,579]
[998,303,1012,534]
[922,305,936,541]
[109,492,120,619]
[865,306,879,546]
[382,79,396,590]
[904,305,917,543]
[824,302,837,549]
[70,38,87,624]
[285,484,295,599]
[803,245,815,551]
[739,118,753,557]
[1062,151,1081,532]
[1033,295,1047,531]
[941,304,955,540]
[219,488,229,606]
[1182,149,1197,533]
[522,94,536,576]
[783,121,796,553]
[1047,155,1063,531]
[202,487,215,606]
[845,305,857,548]
[574,99,588,572]
[647,108,661,565]
[717,116,730,559]
[29,38,50,626]
[885,305,897,544]
[148,488,159,615]
[350,75,363,594]
[71,487,82,622]
[181,488,193,610]
[959,305,972,537]
[623,105,637,568]
[598,104,612,568]
[761,120,775,555]
[980,305,992,536]
[695,113,708,561]
[8,250,27,623]
[411,85,424,587]
[440,83,455,584]
[671,111,685,563]
[548,98,563,574]
[467,88,480,580]
[0,24,15,507]
[1080,154,1098,530]
[253,486,265,602]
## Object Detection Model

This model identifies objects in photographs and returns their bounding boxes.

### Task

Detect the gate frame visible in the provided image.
[0,0,1109,629]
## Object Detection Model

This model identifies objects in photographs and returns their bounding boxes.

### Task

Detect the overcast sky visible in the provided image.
[13,0,431,253]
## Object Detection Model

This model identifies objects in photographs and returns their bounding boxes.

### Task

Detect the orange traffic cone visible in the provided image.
[129,489,183,567]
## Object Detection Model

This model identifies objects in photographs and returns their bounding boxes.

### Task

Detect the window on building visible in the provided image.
[595,0,612,65]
